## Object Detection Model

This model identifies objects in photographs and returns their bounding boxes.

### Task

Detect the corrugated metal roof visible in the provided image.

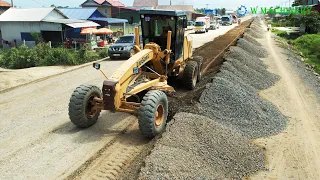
[89,17,128,24]
[58,8,97,20]
[43,19,100,28]
[67,22,100,28]
[0,7,57,21]
[43,19,87,24]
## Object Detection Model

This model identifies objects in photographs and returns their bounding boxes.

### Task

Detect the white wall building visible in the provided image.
[0,7,99,47]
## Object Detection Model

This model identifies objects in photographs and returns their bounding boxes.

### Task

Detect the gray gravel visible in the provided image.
[244,28,264,39]
[139,113,266,180]
[220,58,279,90]
[199,75,287,138]
[226,46,267,69]
[243,34,262,46]
[237,38,268,58]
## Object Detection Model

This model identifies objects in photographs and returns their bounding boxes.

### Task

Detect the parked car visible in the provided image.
[221,15,233,26]
[108,34,142,60]
[209,21,220,30]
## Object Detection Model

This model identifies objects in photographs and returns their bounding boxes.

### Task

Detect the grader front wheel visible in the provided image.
[138,90,168,138]
[68,84,102,128]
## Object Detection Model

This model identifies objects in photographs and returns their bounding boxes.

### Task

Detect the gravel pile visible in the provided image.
[237,38,268,58]
[244,28,264,39]
[220,58,279,90]
[199,75,287,138]
[226,46,267,69]
[139,113,266,180]
[197,34,287,138]
[251,25,263,32]
[243,34,262,46]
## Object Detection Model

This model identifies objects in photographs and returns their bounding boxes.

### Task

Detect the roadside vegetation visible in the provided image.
[270,11,320,74]
[292,34,320,73]
[0,43,108,69]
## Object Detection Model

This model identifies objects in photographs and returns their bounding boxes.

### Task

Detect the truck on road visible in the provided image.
[221,15,233,26]
[194,16,210,33]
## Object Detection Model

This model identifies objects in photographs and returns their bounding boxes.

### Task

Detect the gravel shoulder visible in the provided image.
[251,29,320,179]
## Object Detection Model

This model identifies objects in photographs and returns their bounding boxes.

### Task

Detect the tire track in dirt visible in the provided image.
[65,121,150,180]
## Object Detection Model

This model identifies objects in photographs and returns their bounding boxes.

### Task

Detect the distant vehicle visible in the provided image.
[217,17,222,24]
[108,34,142,60]
[188,21,195,26]
[186,21,195,30]
[194,16,210,33]
[231,14,238,24]
[221,15,233,26]
[209,21,220,30]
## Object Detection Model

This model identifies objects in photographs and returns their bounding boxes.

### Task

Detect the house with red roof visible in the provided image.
[81,0,125,18]
[0,0,11,15]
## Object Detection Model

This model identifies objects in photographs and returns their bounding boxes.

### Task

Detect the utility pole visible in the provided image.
[170,0,172,5]
[11,0,14,7]
[205,4,209,9]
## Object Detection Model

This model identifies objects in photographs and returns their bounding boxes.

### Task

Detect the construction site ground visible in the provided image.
[1,16,319,179]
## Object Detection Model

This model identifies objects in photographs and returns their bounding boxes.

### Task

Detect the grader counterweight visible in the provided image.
[68,10,203,138]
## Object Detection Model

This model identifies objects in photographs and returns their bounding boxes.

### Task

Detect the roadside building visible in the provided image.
[0,7,100,47]
[0,0,10,15]
[132,0,158,9]
[58,7,128,38]
[80,0,125,17]
[132,0,195,20]
[0,0,11,46]
[112,7,140,24]
[156,5,194,20]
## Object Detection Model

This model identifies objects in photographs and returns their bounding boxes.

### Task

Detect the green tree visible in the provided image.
[195,8,205,14]
[291,11,320,33]
[222,8,226,15]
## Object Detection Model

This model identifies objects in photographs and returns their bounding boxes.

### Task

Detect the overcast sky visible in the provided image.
[10,0,293,10]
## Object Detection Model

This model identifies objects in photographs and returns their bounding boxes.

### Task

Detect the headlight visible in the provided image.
[124,46,131,50]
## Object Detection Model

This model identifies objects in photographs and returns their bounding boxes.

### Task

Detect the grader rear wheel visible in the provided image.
[193,56,203,82]
[68,84,102,128]
[138,90,168,138]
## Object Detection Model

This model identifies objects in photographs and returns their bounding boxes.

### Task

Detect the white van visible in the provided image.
[194,17,210,33]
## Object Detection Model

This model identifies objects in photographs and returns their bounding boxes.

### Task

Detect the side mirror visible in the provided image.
[183,16,188,28]
[93,63,101,70]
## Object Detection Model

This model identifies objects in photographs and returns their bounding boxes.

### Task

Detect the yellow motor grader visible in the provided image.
[68,10,203,138]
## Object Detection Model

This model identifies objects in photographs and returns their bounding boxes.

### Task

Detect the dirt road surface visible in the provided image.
[0,18,252,179]
[251,30,320,179]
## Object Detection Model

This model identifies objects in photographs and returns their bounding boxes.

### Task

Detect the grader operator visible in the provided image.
[68,10,203,138]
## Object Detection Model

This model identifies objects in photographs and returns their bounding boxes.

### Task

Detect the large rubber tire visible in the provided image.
[68,84,102,128]
[183,61,198,90]
[138,90,168,138]
[193,56,203,82]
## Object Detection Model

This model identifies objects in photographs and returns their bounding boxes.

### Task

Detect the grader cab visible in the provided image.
[68,10,203,138]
